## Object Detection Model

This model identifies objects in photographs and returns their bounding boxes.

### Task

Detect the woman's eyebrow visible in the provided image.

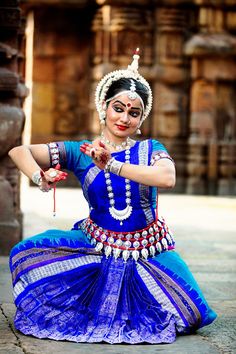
[113,100,141,110]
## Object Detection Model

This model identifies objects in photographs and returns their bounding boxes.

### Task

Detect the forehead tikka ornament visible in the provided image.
[128,79,137,100]
[95,48,153,125]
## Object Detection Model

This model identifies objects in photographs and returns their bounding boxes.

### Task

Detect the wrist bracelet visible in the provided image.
[32,170,42,186]
[105,158,124,176]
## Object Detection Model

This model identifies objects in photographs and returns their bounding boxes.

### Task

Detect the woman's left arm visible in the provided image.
[80,141,176,189]
[119,158,176,188]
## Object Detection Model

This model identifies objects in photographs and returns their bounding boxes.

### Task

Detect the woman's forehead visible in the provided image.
[111,94,142,108]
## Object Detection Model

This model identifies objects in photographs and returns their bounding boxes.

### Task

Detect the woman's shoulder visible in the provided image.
[136,138,167,152]
[63,139,91,150]
[150,138,167,152]
[64,139,91,145]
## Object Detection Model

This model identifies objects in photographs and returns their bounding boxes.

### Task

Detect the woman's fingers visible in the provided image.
[99,141,107,149]
[80,143,111,169]
[80,143,91,154]
[40,170,47,182]
[42,168,68,184]
[80,143,97,157]
[54,174,67,182]
[38,167,67,193]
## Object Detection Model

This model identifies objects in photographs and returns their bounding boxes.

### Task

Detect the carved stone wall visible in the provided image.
[20,0,236,196]
[152,5,193,193]
[185,1,236,195]
[0,0,27,254]
[91,2,153,135]
[30,6,95,144]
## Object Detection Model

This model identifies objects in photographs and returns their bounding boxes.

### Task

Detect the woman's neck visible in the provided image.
[102,129,128,145]
[100,130,132,151]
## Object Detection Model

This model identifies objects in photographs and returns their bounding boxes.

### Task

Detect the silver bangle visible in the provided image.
[31,170,42,186]
[39,184,51,192]
[105,158,124,176]
[104,157,114,172]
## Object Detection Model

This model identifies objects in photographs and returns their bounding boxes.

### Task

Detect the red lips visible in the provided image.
[116,125,128,131]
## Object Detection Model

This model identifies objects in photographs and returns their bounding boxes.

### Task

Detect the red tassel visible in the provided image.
[53,164,61,216]
[53,185,56,217]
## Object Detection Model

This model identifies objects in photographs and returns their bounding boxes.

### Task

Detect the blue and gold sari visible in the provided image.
[9,139,216,343]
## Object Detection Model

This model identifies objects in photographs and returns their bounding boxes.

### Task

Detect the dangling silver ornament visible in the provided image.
[141,248,149,260]
[91,238,96,246]
[122,250,130,262]
[156,242,162,253]
[162,238,168,250]
[166,233,173,244]
[113,247,122,260]
[132,250,140,262]
[109,205,133,222]
[105,245,112,258]
[149,245,156,257]
[95,242,103,252]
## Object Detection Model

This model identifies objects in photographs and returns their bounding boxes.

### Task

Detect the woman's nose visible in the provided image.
[120,111,129,123]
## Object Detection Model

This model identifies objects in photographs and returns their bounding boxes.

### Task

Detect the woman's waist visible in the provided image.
[79,216,175,261]
[89,206,156,232]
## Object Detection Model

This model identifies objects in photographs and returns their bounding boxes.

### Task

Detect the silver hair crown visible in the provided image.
[95,48,153,125]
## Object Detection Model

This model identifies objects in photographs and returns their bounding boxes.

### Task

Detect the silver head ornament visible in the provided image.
[95,48,153,125]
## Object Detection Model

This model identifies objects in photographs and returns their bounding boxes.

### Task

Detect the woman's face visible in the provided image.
[104,93,142,140]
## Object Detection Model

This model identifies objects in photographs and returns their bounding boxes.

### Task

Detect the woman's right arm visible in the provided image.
[8,144,67,186]
[8,144,50,179]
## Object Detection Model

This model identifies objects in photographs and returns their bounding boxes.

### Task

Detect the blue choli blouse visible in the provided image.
[53,139,170,232]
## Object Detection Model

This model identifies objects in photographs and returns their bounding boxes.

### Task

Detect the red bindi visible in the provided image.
[127,102,132,108]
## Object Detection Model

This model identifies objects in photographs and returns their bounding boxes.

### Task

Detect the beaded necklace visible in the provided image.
[100,132,132,151]
[104,148,132,225]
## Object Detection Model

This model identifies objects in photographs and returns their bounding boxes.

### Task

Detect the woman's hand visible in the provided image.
[39,164,68,192]
[80,141,111,170]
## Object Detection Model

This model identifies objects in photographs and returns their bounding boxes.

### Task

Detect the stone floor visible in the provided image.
[0,186,236,354]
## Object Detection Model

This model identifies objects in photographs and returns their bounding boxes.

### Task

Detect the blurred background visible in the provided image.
[0,0,236,254]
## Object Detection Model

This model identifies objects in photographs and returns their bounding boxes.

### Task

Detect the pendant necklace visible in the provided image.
[104,148,132,225]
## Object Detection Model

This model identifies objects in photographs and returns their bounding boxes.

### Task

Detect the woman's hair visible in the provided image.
[105,78,149,108]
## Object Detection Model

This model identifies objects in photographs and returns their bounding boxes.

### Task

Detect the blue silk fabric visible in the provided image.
[9,139,216,344]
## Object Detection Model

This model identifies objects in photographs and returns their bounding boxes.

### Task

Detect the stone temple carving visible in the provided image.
[0,0,27,254]
[1,0,235,254]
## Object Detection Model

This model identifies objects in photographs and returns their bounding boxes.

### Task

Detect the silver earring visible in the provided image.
[136,128,141,135]
[100,110,106,122]
[100,118,106,126]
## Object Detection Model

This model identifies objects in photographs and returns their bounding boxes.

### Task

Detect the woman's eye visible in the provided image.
[113,106,123,112]
[130,111,140,118]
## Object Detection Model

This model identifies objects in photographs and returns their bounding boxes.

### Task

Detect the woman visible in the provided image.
[8,50,216,344]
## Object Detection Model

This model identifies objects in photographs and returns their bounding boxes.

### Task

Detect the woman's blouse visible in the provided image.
[47,139,173,232]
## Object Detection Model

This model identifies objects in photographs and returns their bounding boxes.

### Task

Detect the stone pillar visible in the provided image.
[30,7,93,144]
[152,4,192,192]
[185,1,236,195]
[0,1,27,254]
[21,4,96,187]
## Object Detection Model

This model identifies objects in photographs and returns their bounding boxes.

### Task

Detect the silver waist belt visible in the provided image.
[80,217,175,262]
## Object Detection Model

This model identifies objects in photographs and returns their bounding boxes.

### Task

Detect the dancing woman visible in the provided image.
[8,50,216,344]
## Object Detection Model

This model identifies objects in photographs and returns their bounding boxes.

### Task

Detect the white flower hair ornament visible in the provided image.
[95,48,153,126]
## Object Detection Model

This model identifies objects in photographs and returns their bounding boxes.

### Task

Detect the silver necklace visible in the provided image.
[101,132,132,151]
[104,148,132,225]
